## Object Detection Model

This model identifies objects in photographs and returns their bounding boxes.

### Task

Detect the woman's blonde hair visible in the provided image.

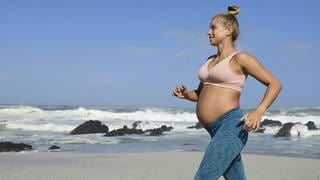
[213,6,240,42]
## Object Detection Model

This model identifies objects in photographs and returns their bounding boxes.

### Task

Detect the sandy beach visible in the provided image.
[0,151,319,180]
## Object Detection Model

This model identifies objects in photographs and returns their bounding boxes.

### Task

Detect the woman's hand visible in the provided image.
[240,109,264,132]
[172,85,189,99]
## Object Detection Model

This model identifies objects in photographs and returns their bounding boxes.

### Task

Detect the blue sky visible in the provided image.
[1,0,320,109]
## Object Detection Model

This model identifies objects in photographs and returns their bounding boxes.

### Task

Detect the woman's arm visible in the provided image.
[173,83,203,102]
[236,52,282,132]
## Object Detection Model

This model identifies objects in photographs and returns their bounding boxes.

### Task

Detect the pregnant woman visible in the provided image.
[172,6,282,180]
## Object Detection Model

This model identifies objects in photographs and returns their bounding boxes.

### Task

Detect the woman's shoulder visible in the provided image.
[234,51,259,64]
[235,51,253,58]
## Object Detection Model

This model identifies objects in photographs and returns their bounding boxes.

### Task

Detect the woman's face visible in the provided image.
[207,19,230,46]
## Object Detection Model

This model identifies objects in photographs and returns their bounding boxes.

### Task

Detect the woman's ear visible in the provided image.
[226,26,233,37]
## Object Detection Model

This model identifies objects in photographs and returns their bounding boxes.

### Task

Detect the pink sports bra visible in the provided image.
[198,51,246,92]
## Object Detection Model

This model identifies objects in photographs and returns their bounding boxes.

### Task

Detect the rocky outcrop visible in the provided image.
[49,145,60,150]
[255,128,266,133]
[145,125,174,136]
[132,121,142,129]
[305,121,318,130]
[105,126,144,137]
[105,125,174,137]
[261,119,282,127]
[254,119,282,134]
[187,122,203,129]
[0,141,32,152]
[275,122,296,137]
[70,120,109,135]
[70,120,174,137]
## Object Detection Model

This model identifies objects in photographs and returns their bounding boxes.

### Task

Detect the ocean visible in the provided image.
[0,105,319,159]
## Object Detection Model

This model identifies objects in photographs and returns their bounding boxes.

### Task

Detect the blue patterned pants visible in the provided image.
[194,108,248,180]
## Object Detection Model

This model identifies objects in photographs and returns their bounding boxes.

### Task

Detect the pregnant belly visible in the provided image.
[196,85,240,126]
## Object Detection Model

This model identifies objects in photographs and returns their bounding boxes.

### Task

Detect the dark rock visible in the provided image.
[70,120,109,135]
[275,122,296,137]
[49,145,60,150]
[105,130,126,136]
[305,121,318,130]
[104,124,173,137]
[132,121,142,129]
[105,125,144,137]
[261,119,282,127]
[0,141,32,152]
[120,125,144,134]
[187,122,204,129]
[145,125,174,136]
[254,128,265,133]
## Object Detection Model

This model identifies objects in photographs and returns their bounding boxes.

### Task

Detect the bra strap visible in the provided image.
[227,51,240,62]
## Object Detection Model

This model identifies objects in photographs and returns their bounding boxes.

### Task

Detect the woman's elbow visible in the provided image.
[274,79,283,92]
[266,78,282,91]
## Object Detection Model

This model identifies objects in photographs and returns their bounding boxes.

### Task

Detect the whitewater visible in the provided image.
[0,105,319,158]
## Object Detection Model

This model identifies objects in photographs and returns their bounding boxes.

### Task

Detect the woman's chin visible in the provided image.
[210,42,217,46]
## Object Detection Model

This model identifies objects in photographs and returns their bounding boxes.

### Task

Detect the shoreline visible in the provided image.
[1,105,320,160]
[0,151,319,180]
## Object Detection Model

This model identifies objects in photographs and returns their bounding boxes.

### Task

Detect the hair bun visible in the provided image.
[228,6,240,16]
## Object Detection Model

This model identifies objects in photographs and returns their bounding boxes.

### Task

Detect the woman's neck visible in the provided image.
[215,41,235,60]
